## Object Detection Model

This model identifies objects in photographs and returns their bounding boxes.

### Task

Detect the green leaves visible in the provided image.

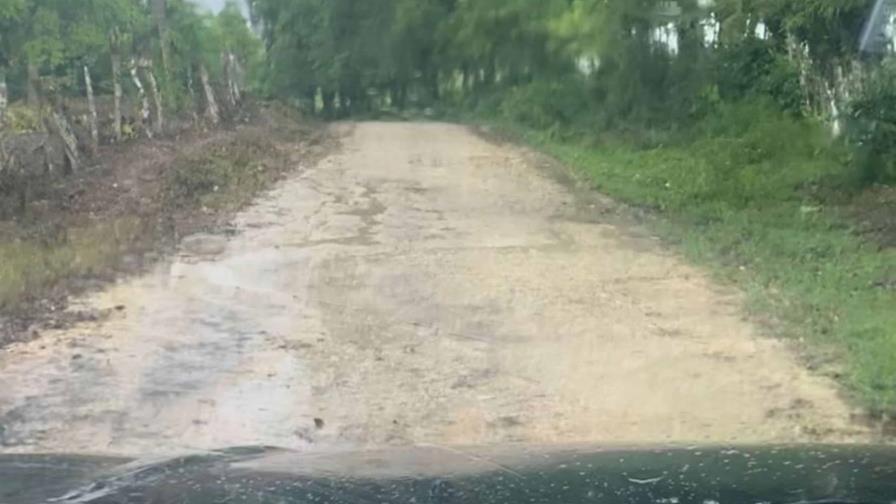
[0,0,263,129]
[0,0,26,19]
[23,5,64,67]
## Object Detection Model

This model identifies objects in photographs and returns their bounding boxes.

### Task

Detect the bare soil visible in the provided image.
[0,103,332,347]
[845,184,896,250]
[0,122,880,456]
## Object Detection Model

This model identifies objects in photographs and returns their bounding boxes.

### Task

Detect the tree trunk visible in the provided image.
[226,52,242,106]
[0,68,7,127]
[322,89,335,119]
[130,59,152,138]
[109,29,123,142]
[51,110,80,174]
[152,0,170,75]
[484,58,496,87]
[337,88,350,117]
[388,82,398,109]
[187,65,199,124]
[785,33,813,114]
[142,60,164,134]
[26,61,40,108]
[222,53,237,109]
[398,83,407,110]
[427,70,440,102]
[84,65,99,154]
[304,87,317,115]
[199,64,219,125]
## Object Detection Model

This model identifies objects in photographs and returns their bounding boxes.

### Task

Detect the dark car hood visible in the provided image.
[2,445,895,504]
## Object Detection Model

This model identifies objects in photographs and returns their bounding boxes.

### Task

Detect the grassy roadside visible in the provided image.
[0,135,275,313]
[476,116,896,418]
[0,218,145,309]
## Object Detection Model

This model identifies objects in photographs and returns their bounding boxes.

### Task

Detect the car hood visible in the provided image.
[2,445,895,504]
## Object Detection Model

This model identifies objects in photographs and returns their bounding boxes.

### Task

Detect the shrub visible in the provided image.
[4,105,44,133]
[714,39,804,116]
[499,79,594,136]
[163,135,276,210]
[628,100,843,214]
[847,59,896,185]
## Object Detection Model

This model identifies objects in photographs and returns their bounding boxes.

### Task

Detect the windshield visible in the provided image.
[1,0,896,501]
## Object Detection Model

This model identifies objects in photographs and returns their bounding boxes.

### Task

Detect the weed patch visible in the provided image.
[0,218,143,310]
[163,134,280,211]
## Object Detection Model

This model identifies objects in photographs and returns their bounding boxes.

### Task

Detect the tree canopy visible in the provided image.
[250,0,879,121]
[0,0,259,127]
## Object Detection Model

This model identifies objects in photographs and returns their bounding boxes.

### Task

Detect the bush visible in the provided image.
[622,100,843,214]
[847,60,896,185]
[714,39,804,116]
[163,136,274,209]
[499,79,594,136]
[3,105,44,133]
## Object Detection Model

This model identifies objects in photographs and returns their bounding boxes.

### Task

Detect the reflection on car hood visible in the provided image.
[2,445,895,504]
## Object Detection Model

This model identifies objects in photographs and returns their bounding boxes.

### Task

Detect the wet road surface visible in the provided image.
[0,122,872,456]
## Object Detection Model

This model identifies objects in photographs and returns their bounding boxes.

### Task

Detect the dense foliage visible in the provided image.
[251,0,894,184]
[0,0,259,138]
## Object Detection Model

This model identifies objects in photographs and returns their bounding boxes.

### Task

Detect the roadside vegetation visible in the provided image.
[0,1,287,340]
[252,0,896,416]
[0,103,322,345]
[0,217,143,309]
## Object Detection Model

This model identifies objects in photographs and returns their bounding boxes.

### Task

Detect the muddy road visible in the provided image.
[0,122,872,456]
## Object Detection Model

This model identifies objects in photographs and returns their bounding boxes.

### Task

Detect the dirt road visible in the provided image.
[0,122,872,456]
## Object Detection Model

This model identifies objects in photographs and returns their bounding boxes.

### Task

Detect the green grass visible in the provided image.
[0,218,144,310]
[483,117,896,416]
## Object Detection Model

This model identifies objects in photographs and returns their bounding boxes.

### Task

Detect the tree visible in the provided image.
[0,0,26,125]
[151,0,170,73]
[166,0,257,124]
[20,1,66,107]
[215,1,261,106]
[65,0,138,147]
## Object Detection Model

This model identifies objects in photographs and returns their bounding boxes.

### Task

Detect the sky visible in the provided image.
[191,0,247,15]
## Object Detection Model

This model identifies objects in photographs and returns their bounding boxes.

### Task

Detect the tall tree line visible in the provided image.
[251,0,896,182]
[0,0,259,153]
[250,0,880,125]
